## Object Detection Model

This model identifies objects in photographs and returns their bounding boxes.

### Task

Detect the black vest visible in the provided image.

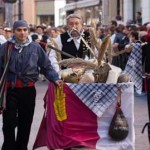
[60,31,91,59]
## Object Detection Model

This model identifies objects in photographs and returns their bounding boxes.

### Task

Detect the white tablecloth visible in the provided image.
[96,83,135,150]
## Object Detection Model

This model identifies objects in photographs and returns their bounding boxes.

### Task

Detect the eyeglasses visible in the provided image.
[16,28,28,32]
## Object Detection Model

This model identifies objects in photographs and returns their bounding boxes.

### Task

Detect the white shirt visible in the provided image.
[0,35,7,44]
[55,31,82,51]
[47,38,60,73]
[48,49,60,73]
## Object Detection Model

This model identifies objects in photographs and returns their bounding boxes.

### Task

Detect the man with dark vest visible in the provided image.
[52,13,93,150]
[56,13,92,63]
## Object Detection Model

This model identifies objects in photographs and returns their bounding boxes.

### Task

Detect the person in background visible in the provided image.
[28,24,37,37]
[45,27,62,73]
[32,25,49,81]
[57,25,66,34]
[47,27,60,40]
[0,27,7,44]
[129,31,141,44]
[115,15,124,26]
[124,31,141,59]
[135,11,142,26]
[141,28,150,138]
[110,20,118,28]
[34,25,49,52]
[0,20,62,150]
[4,27,13,40]
[112,25,130,70]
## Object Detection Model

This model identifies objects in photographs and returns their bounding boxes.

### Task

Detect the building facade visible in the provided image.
[102,0,150,25]
[20,0,65,26]
[0,0,5,26]
[65,0,150,26]
[2,0,150,27]
[65,0,101,25]
[4,0,66,27]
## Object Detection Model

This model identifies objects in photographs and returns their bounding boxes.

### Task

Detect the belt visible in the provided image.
[7,79,35,88]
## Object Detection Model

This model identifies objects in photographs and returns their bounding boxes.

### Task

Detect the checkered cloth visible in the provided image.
[67,83,130,118]
[124,43,142,94]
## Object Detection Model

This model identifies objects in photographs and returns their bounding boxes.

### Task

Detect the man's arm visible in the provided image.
[55,34,63,50]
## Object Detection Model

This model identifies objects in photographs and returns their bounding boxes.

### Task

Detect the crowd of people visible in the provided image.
[0,12,150,150]
[0,12,148,73]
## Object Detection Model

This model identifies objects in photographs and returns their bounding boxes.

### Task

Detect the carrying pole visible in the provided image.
[47,45,75,58]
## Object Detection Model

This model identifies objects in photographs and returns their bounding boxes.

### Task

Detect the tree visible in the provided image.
[3,0,17,3]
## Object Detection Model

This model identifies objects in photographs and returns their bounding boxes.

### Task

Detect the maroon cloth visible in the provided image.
[144,29,150,42]
[33,83,99,149]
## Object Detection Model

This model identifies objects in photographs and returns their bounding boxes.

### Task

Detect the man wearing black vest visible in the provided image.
[56,14,91,63]
[52,13,92,150]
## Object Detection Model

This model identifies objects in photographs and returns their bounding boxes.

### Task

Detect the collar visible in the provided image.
[8,35,32,53]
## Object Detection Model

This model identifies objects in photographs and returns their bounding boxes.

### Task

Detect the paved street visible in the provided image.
[0,81,150,150]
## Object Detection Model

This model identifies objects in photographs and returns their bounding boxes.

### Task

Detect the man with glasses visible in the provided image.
[0,20,62,150]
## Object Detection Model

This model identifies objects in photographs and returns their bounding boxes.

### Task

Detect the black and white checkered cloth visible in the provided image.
[124,43,142,94]
[67,83,130,118]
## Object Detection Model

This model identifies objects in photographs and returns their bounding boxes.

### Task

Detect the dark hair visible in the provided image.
[130,31,139,40]
[29,27,36,32]
[31,34,38,41]
[136,12,141,16]
[36,25,44,31]
[126,24,139,32]
[116,15,122,21]
[111,20,117,27]
[115,24,125,33]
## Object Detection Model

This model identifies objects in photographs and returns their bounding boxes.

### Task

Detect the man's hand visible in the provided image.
[113,43,119,49]
[55,80,63,87]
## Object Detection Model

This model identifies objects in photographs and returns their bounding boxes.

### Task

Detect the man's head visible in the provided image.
[115,15,122,21]
[13,20,29,43]
[66,13,83,37]
[13,20,28,31]
[110,20,117,27]
[136,12,141,19]
[130,31,139,42]
[4,27,12,39]
[36,25,44,35]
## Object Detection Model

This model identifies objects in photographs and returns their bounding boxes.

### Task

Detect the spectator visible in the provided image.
[4,27,13,40]
[115,15,124,26]
[112,24,130,70]
[135,11,142,26]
